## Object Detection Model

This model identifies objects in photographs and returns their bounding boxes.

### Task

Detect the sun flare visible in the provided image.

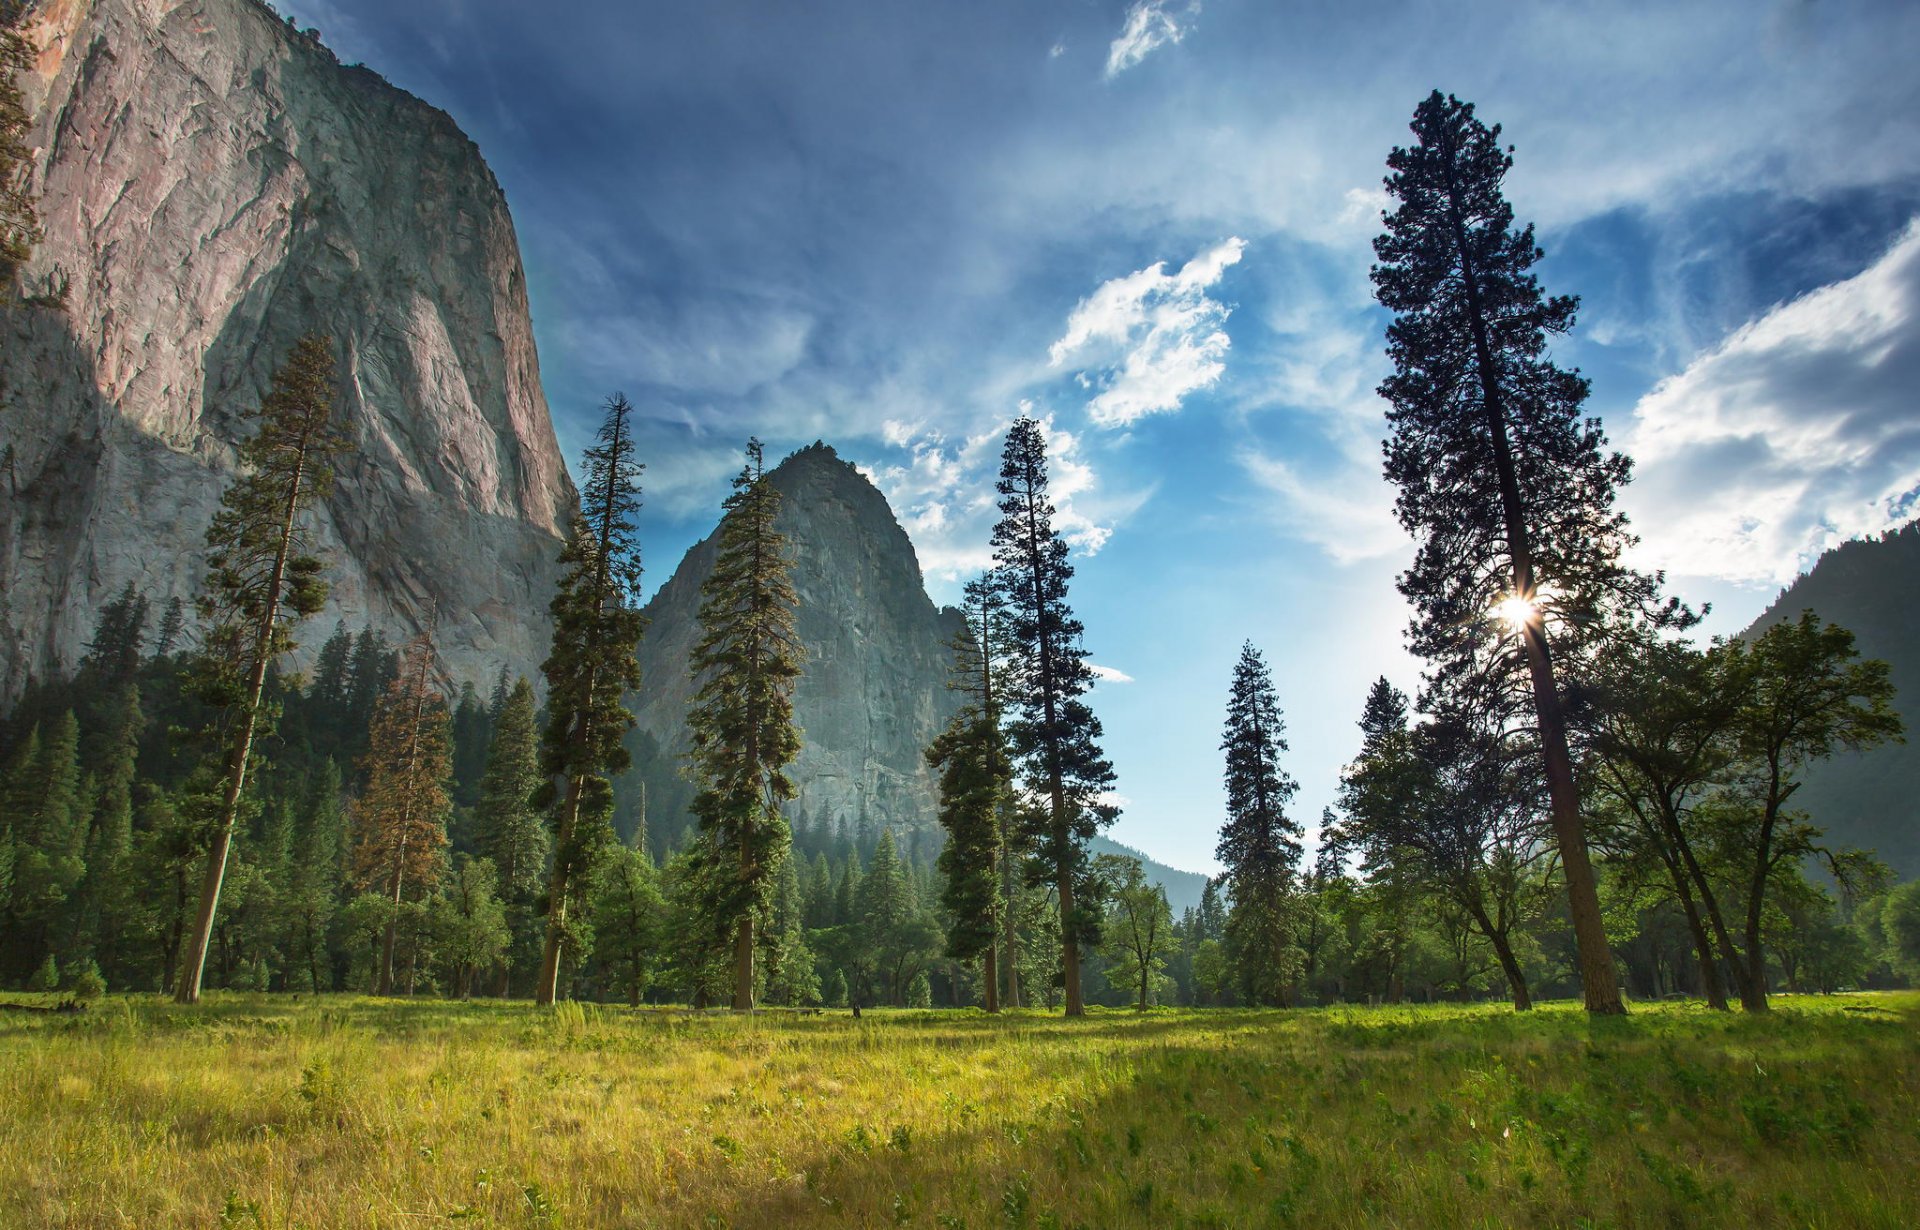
[1493,593,1539,633]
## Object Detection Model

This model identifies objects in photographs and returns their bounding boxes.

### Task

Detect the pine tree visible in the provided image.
[856,829,918,1005]
[1369,94,1680,1014]
[990,416,1116,1016]
[1215,642,1304,1006]
[1,714,84,982]
[534,395,646,1005]
[175,333,347,1003]
[686,439,803,1011]
[350,634,453,996]
[450,682,492,813]
[81,682,143,985]
[81,583,150,686]
[473,677,547,993]
[762,853,819,1007]
[153,597,188,660]
[927,576,1012,1011]
[285,761,346,992]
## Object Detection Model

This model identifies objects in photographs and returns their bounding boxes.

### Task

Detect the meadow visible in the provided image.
[1,992,1915,1229]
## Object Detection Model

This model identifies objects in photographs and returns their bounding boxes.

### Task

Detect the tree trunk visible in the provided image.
[535,771,587,1006]
[1661,848,1728,1010]
[733,914,754,1010]
[1058,855,1082,1016]
[1441,145,1622,1016]
[982,948,999,1013]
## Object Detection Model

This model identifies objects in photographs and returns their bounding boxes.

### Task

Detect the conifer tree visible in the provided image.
[686,438,803,1011]
[927,576,1012,1010]
[534,395,646,1005]
[285,761,346,992]
[435,855,510,998]
[82,583,150,686]
[762,853,820,1007]
[1,714,83,981]
[990,416,1116,1015]
[80,682,143,983]
[153,598,189,660]
[175,333,346,1003]
[474,677,547,994]
[1369,94,1680,1014]
[350,634,453,995]
[1216,642,1304,1006]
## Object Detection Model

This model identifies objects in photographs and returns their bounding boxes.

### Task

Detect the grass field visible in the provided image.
[1,992,1915,1228]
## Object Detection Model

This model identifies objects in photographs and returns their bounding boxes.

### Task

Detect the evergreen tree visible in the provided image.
[989,416,1117,1016]
[1215,642,1303,1006]
[284,761,346,992]
[308,622,354,740]
[80,682,143,984]
[590,844,664,1006]
[81,582,150,686]
[175,333,347,1003]
[686,438,803,1011]
[927,575,1011,1011]
[1,714,83,982]
[152,597,189,660]
[343,627,397,757]
[450,681,492,812]
[535,394,646,1005]
[349,634,453,995]
[1369,94,1680,1014]
[762,852,820,1007]
[474,677,547,994]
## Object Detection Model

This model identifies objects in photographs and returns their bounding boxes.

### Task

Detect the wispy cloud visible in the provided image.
[1104,2,1196,79]
[1089,663,1136,684]
[1050,237,1245,427]
[1623,220,1920,585]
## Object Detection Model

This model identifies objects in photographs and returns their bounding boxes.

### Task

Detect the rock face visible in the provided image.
[1744,522,1920,878]
[0,0,574,699]
[626,443,967,852]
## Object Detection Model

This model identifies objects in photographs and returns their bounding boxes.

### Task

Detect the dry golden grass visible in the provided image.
[2,992,1915,1228]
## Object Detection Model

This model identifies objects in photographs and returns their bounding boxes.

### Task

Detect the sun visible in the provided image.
[1492,593,1539,633]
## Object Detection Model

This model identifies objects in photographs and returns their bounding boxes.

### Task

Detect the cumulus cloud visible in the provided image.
[1049,237,1245,427]
[1104,2,1196,78]
[1623,220,1920,585]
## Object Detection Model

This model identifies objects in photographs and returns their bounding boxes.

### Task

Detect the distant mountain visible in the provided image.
[1092,835,1211,916]
[616,441,1213,913]
[1743,522,1920,877]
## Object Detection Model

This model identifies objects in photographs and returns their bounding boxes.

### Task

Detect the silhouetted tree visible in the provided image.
[1371,94,1683,1014]
[1216,642,1303,1005]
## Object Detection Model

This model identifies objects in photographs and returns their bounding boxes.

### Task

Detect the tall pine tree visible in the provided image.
[1216,642,1304,1006]
[1370,94,1679,1014]
[349,633,453,996]
[687,439,804,1011]
[990,416,1116,1016]
[927,576,1012,1011]
[474,677,548,995]
[175,332,347,1003]
[534,394,646,1005]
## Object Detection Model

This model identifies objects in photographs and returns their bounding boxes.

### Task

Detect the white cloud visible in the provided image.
[1623,220,1920,585]
[1240,450,1409,565]
[1049,42,1067,59]
[1089,663,1135,684]
[1050,237,1245,427]
[1104,2,1196,79]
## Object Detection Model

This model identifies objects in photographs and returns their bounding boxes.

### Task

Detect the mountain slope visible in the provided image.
[1744,522,1920,877]
[0,0,572,697]
[624,443,967,848]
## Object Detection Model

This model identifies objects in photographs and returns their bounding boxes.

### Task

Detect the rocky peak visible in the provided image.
[624,443,967,852]
[0,0,574,699]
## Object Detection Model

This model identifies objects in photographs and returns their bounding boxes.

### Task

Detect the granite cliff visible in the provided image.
[0,0,573,698]
[625,444,968,853]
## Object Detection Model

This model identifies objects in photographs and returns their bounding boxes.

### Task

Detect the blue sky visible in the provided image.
[290,0,1920,875]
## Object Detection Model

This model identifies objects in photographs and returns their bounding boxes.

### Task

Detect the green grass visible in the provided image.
[2,992,1916,1228]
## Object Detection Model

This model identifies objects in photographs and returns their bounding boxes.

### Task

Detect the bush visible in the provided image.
[68,960,106,1001]
[27,954,58,992]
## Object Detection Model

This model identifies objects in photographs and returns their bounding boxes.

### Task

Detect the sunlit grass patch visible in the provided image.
[1,992,1915,1227]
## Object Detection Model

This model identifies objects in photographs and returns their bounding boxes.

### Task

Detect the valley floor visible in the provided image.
[1,992,1915,1228]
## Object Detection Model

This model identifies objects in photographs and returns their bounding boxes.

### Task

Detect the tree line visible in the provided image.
[4,89,1918,1013]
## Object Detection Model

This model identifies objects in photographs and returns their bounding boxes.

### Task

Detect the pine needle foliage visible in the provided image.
[534,394,646,1005]
[990,417,1116,1016]
[350,634,453,996]
[1216,642,1302,1006]
[175,332,347,1003]
[1370,93,1684,1014]
[927,576,1012,1010]
[687,438,803,1010]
